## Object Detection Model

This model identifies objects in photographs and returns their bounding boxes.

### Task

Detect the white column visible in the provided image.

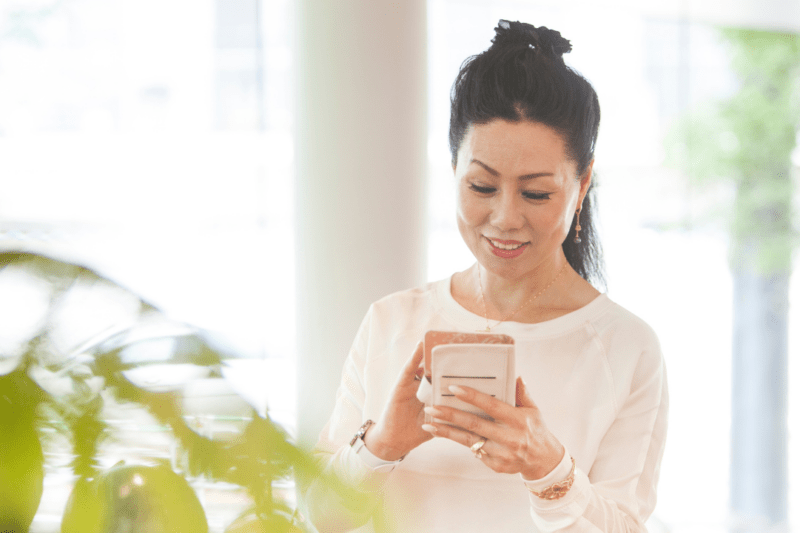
[294,0,428,446]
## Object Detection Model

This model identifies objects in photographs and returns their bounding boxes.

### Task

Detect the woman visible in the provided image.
[305,20,667,533]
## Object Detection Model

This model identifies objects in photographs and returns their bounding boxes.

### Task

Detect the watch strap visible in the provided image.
[350,419,402,472]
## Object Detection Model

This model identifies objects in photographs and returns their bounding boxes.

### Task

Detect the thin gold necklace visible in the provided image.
[477,262,569,331]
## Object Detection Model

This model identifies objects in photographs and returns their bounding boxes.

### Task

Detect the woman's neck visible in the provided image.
[473,254,569,320]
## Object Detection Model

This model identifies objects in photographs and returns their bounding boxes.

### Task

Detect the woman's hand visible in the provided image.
[362,342,433,461]
[421,377,564,480]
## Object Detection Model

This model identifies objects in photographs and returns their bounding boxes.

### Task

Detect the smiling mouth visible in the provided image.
[486,237,529,251]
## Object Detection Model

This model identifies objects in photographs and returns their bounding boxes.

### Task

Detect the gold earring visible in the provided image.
[573,209,582,244]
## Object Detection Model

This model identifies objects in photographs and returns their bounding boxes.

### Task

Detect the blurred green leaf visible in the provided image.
[1,251,379,532]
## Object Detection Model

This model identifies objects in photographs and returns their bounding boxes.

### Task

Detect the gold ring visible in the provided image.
[470,437,488,458]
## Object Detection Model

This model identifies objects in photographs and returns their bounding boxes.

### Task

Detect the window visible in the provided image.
[1,1,295,530]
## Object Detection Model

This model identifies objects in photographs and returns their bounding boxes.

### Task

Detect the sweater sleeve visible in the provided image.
[303,305,394,532]
[524,337,669,532]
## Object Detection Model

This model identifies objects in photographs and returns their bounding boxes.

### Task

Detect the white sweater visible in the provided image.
[307,277,668,532]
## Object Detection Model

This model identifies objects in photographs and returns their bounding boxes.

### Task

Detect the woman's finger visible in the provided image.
[415,353,425,380]
[424,406,494,438]
[421,420,485,450]
[515,377,536,408]
[447,385,516,421]
[399,342,424,382]
[393,342,425,400]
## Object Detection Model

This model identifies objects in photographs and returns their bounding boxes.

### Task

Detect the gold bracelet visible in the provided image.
[527,457,576,500]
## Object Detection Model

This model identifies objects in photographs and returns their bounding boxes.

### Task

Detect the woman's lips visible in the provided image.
[485,237,529,258]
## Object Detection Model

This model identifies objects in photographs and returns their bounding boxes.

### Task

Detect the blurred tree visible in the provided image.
[667,29,800,531]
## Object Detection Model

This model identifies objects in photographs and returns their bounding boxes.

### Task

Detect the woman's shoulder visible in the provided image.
[586,297,664,375]
[372,277,449,306]
[367,278,449,321]
[352,279,453,355]
[592,298,660,343]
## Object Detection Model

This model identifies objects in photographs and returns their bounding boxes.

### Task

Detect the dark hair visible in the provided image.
[449,20,605,288]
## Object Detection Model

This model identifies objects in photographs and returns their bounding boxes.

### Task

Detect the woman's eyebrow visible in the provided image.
[470,159,499,176]
[470,159,553,180]
[518,172,554,181]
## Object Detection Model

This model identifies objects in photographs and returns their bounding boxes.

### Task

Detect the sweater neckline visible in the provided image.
[434,275,612,336]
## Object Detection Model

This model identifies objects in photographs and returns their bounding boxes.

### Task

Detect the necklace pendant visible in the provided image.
[485,325,492,332]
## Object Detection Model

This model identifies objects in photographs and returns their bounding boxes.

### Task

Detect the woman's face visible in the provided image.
[455,119,592,282]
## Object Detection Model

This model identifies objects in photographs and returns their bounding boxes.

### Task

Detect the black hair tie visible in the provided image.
[491,19,572,58]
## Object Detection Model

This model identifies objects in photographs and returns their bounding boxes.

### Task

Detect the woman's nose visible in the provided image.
[490,192,525,231]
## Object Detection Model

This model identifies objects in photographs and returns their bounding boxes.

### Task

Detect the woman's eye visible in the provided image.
[469,184,495,194]
[523,191,551,200]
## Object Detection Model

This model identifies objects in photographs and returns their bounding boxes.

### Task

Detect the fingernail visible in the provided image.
[423,406,442,417]
[448,385,465,395]
[421,424,437,434]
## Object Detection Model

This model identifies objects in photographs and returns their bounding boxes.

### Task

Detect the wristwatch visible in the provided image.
[350,420,403,472]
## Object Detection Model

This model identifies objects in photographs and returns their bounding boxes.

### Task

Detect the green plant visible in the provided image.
[0,251,334,532]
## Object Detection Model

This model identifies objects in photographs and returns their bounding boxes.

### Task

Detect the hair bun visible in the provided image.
[491,20,572,57]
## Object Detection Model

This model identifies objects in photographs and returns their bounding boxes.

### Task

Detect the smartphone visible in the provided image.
[419,330,515,423]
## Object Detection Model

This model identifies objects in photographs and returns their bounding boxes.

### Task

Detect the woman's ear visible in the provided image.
[577,160,594,210]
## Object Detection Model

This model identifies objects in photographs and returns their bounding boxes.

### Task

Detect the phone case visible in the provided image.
[422,330,514,380]
[430,343,515,421]
[415,330,516,424]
